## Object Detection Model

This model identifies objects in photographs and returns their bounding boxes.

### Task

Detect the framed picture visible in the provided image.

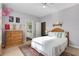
[53,24,62,27]
[9,16,14,22]
[5,24,10,30]
[16,17,20,23]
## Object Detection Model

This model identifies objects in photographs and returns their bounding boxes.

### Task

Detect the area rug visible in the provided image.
[19,45,75,56]
[19,45,44,56]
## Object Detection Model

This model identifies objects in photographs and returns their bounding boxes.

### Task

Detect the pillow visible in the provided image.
[48,32,66,38]
[48,32,57,37]
[61,32,67,38]
[57,32,62,38]
[57,32,66,38]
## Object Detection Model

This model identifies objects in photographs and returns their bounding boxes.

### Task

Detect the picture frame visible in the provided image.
[53,24,62,27]
[16,17,20,23]
[9,16,14,22]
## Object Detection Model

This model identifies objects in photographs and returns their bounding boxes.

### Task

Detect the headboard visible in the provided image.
[51,28,64,32]
[51,27,69,46]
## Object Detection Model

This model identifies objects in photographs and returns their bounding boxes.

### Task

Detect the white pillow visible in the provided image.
[57,32,66,38]
[48,32,66,38]
[48,32,57,37]
[61,32,67,38]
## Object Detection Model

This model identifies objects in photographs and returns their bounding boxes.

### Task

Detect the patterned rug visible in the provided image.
[19,45,44,56]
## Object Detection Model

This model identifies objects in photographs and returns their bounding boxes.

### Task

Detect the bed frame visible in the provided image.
[51,28,69,46]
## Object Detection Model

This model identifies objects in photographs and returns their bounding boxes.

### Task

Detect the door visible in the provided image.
[41,22,46,36]
[36,22,41,37]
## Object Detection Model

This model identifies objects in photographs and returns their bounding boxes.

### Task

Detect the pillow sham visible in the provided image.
[48,32,56,37]
[48,32,57,37]
[48,32,66,38]
[57,32,66,38]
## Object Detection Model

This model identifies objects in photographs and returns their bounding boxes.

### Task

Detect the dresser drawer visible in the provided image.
[12,31,22,34]
[11,40,23,45]
[12,39,23,42]
[11,34,23,38]
[6,41,12,45]
[6,38,11,41]
[11,36,22,39]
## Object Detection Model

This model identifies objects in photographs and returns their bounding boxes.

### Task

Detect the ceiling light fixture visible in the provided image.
[43,5,46,8]
[41,3,54,8]
[42,3,47,8]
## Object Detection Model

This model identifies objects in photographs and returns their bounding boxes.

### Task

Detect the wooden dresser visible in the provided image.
[5,31,23,48]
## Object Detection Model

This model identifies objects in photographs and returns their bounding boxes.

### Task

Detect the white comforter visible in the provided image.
[31,36,67,56]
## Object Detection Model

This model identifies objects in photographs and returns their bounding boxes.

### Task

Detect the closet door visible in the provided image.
[36,22,41,37]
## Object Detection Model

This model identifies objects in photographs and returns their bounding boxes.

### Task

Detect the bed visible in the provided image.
[31,27,69,56]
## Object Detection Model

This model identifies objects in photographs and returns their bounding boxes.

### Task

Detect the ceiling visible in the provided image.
[4,3,78,18]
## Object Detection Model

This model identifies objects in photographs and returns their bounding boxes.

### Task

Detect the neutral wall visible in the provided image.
[40,4,79,48]
[2,10,40,40]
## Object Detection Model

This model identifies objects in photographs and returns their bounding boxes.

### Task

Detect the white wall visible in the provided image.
[2,10,40,40]
[40,4,79,48]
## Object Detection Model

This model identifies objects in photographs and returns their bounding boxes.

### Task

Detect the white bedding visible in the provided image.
[31,36,67,56]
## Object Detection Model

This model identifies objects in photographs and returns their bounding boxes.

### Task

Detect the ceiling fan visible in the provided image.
[41,3,54,8]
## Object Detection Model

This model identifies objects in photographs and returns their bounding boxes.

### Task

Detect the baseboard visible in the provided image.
[69,44,79,48]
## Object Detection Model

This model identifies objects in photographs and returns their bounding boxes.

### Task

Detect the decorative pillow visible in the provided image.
[61,32,67,38]
[57,32,62,38]
[57,32,66,38]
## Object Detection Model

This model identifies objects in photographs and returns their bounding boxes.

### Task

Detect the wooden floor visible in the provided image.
[2,46,24,56]
[2,40,79,56]
[63,46,79,56]
[2,41,31,56]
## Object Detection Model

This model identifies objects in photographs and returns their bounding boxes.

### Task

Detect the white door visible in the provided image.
[36,22,41,37]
